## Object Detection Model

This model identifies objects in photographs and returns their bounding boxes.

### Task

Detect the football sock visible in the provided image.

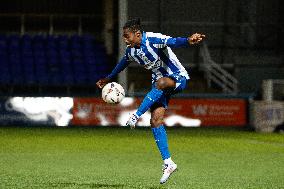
[164,157,174,165]
[136,88,163,117]
[152,125,171,160]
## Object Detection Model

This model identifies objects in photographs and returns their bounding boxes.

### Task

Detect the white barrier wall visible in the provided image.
[0,97,73,127]
[250,101,284,132]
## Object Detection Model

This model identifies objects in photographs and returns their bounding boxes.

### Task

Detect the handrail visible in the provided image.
[200,42,238,93]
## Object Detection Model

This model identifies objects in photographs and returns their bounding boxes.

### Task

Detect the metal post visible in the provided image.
[247,0,257,47]
[78,16,82,35]
[20,15,25,35]
[49,15,54,35]
[158,0,163,32]
[118,0,128,92]
[262,79,273,101]
[104,0,114,55]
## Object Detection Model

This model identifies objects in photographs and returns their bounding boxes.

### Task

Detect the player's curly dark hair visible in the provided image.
[123,18,142,32]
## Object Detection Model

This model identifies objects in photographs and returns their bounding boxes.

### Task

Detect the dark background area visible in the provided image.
[0,0,283,96]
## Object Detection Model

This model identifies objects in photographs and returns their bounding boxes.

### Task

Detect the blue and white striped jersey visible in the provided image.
[107,32,190,83]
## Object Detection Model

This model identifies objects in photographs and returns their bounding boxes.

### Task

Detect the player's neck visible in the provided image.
[135,36,142,48]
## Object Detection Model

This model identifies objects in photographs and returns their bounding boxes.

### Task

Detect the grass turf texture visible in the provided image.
[0,126,284,189]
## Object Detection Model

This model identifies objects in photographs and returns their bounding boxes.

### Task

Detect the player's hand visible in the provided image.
[189,33,206,45]
[96,78,111,89]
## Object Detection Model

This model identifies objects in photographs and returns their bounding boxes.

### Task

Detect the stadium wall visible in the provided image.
[127,0,282,66]
[126,0,284,94]
[0,96,250,128]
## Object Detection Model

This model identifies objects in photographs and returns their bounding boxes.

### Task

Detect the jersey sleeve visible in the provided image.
[106,51,130,79]
[147,33,189,48]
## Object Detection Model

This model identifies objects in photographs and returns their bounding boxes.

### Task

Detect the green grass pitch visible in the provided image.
[0,126,284,189]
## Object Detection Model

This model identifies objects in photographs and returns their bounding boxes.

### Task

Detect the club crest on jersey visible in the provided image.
[137,51,151,64]
[144,61,161,70]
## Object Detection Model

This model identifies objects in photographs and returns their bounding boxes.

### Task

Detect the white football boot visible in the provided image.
[160,163,178,184]
[126,113,139,129]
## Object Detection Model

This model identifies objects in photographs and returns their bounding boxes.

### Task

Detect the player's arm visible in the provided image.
[149,33,205,48]
[96,56,130,89]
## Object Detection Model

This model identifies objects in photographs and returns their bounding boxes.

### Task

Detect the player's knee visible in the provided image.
[156,77,174,90]
[156,79,167,90]
[150,117,163,128]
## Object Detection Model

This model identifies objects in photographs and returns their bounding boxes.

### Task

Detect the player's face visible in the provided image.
[123,28,141,48]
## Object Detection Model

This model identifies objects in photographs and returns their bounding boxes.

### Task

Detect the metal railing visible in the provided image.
[200,42,238,93]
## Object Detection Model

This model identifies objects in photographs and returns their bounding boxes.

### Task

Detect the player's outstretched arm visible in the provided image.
[188,33,206,45]
[149,33,205,48]
[96,56,130,89]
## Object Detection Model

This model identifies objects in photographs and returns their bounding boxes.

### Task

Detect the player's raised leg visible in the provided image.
[151,106,177,184]
[126,77,175,128]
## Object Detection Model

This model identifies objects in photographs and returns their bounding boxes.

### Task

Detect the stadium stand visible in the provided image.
[0,34,109,95]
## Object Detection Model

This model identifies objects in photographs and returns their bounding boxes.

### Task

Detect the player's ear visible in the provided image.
[136,31,141,37]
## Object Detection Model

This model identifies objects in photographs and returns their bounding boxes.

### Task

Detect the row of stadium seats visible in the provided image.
[0,34,109,86]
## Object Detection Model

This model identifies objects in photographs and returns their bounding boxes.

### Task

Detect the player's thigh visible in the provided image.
[156,77,176,90]
[150,105,166,128]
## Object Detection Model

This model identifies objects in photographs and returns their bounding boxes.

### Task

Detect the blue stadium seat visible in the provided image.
[58,35,69,49]
[24,70,36,85]
[46,35,55,42]
[23,58,34,68]
[34,50,45,59]
[71,49,82,59]
[0,73,11,84]
[0,34,108,87]
[22,35,32,49]
[36,63,49,85]
[8,35,20,50]
[0,36,7,50]
[33,35,45,52]
[46,49,58,59]
[10,64,24,85]
[61,65,74,85]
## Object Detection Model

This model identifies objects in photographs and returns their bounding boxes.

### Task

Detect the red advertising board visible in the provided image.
[72,97,247,126]
[169,99,247,126]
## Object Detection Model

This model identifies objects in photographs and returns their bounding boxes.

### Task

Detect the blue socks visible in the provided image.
[136,88,163,117]
[152,125,171,160]
[136,88,170,160]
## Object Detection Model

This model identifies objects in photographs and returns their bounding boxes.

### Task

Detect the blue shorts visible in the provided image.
[151,74,189,110]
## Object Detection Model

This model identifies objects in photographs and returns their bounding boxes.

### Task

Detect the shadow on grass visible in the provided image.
[48,182,125,188]
[148,186,167,189]
[48,182,169,189]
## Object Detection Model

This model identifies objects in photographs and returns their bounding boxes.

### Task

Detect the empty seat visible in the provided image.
[0,33,108,87]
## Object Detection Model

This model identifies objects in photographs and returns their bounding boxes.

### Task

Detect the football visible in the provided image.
[102,82,125,104]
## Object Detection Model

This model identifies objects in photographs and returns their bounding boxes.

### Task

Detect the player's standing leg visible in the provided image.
[150,106,177,184]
